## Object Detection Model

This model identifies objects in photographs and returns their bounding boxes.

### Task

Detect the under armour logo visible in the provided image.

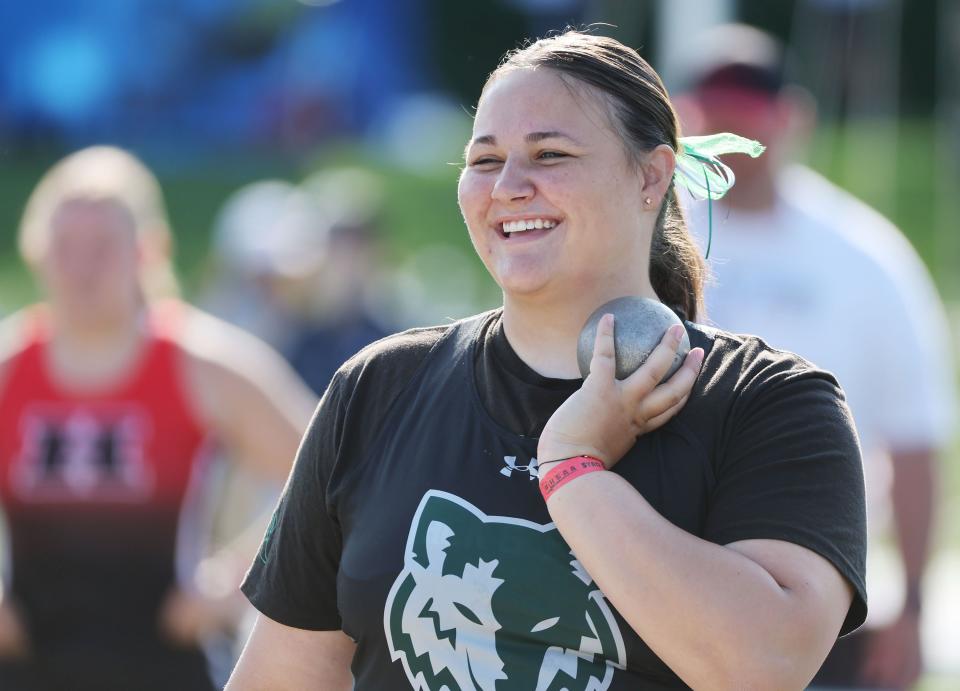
[500,456,539,480]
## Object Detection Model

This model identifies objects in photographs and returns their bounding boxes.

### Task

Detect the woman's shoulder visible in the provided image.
[309,313,495,467]
[0,309,35,357]
[340,324,453,375]
[687,321,843,404]
[334,311,495,389]
[684,321,861,485]
[0,308,44,391]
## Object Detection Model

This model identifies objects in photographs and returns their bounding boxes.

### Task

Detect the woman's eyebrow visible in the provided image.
[469,131,582,147]
[526,130,581,145]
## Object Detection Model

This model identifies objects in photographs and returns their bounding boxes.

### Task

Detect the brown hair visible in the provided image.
[18,146,179,299]
[487,31,704,320]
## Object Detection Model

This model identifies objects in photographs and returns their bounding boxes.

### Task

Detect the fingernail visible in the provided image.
[670,324,683,343]
[691,348,705,366]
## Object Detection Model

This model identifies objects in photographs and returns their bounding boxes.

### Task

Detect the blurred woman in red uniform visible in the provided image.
[0,146,316,691]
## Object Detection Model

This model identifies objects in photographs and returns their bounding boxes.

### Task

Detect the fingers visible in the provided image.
[624,324,688,393]
[577,320,703,443]
[644,393,690,431]
[639,348,704,416]
[586,313,616,383]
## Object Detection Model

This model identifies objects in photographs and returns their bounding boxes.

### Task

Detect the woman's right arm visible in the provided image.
[226,614,355,690]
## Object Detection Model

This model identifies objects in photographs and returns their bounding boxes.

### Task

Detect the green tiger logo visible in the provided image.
[385,490,626,690]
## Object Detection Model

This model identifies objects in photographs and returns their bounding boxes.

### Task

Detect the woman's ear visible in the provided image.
[641,144,676,204]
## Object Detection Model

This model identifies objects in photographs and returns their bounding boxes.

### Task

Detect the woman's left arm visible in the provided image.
[544,472,851,690]
[181,307,318,482]
[538,314,856,690]
[159,307,318,645]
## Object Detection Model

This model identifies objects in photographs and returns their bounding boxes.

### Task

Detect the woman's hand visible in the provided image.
[859,610,923,690]
[538,313,704,469]
[158,586,247,648]
[0,599,30,659]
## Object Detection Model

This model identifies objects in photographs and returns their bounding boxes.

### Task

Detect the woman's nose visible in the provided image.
[491,158,535,203]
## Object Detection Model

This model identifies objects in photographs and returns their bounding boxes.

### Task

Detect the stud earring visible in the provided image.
[644,197,653,207]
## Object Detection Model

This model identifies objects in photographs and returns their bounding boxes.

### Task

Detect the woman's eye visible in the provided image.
[538,151,568,161]
[468,157,501,167]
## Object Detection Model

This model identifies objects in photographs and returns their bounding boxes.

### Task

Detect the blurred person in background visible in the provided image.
[291,167,392,395]
[202,179,330,355]
[679,24,957,691]
[0,146,316,691]
[202,169,392,397]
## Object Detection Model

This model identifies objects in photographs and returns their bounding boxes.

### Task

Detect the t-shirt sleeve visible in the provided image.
[240,370,349,631]
[703,355,868,636]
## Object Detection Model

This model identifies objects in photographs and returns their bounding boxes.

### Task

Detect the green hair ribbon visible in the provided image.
[673,133,765,259]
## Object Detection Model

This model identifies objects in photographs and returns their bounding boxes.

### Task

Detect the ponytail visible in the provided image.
[649,185,704,321]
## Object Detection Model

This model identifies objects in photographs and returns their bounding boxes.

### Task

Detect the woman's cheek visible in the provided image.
[458,175,488,229]
[458,169,483,199]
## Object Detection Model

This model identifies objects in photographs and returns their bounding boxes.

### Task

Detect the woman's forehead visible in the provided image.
[51,196,137,234]
[472,68,616,142]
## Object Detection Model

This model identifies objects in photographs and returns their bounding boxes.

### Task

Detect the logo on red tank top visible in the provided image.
[11,403,155,502]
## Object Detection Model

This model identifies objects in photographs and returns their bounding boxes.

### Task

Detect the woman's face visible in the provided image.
[39,198,142,320]
[458,68,652,303]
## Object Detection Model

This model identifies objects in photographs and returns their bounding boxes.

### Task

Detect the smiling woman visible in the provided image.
[228,30,867,691]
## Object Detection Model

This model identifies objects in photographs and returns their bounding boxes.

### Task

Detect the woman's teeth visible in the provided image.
[502,218,557,236]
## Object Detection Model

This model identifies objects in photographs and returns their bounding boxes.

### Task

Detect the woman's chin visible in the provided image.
[496,271,550,298]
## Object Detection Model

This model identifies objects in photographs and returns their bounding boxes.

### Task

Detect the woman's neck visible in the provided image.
[502,282,659,379]
[46,303,150,388]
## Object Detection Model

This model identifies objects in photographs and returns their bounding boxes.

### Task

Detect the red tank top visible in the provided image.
[0,301,212,654]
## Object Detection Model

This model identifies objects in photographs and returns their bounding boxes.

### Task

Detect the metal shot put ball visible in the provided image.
[577,296,691,381]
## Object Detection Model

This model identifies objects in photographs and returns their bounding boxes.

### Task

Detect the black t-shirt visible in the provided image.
[242,310,867,690]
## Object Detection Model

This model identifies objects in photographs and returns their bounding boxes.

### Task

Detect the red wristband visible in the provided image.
[539,456,605,501]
